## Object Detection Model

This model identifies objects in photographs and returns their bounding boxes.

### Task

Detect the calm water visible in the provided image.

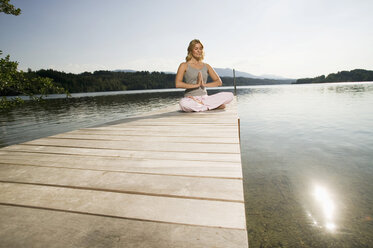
[1,83,373,247]
[0,89,183,147]
[238,82,373,247]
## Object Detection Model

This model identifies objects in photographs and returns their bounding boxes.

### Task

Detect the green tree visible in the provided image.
[0,0,21,15]
[0,51,68,110]
[1,0,69,111]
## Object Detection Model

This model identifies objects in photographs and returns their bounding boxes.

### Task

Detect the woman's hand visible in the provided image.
[197,71,206,87]
[187,96,204,105]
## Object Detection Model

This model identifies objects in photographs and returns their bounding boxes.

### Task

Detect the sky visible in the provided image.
[1,0,372,79]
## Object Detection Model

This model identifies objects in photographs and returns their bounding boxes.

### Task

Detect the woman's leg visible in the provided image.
[179,97,209,112]
[202,92,234,110]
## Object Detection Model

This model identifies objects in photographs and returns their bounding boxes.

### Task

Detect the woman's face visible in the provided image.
[192,43,203,60]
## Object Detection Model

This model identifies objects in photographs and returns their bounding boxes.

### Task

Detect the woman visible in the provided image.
[175,39,233,112]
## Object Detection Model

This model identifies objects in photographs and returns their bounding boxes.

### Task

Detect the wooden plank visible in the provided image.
[91,125,238,131]
[22,138,241,154]
[117,121,237,127]
[1,145,241,163]
[122,118,238,124]
[115,113,239,122]
[111,122,237,127]
[0,151,243,178]
[0,163,244,202]
[49,132,239,143]
[0,205,248,248]
[0,182,246,229]
[66,128,238,138]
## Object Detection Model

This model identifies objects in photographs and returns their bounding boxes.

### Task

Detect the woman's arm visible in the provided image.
[203,63,222,87]
[175,62,200,89]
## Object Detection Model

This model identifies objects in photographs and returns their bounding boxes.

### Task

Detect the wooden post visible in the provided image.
[233,69,237,96]
[238,117,240,142]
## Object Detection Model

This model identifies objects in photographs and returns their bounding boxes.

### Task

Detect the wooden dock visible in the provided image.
[0,99,248,248]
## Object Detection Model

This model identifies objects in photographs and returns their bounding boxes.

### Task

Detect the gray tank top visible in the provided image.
[184,63,208,97]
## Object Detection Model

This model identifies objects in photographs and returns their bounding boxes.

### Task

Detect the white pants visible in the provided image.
[179,92,234,112]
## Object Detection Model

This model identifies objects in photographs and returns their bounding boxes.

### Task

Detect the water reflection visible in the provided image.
[308,184,337,232]
[238,82,373,247]
[327,82,373,94]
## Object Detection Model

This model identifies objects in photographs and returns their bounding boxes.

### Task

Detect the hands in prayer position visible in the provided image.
[197,71,206,88]
[187,71,206,105]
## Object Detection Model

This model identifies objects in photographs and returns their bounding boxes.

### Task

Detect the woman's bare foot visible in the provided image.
[217,104,226,109]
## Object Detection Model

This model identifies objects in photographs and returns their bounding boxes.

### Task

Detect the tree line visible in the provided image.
[31,69,176,93]
[294,69,373,84]
[6,69,291,95]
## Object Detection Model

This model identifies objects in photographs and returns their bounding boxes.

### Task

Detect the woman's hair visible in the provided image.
[185,39,205,62]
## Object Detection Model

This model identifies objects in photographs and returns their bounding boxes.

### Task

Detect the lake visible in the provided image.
[1,83,373,247]
[238,82,373,247]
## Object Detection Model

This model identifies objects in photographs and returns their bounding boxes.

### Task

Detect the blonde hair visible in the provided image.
[185,39,205,62]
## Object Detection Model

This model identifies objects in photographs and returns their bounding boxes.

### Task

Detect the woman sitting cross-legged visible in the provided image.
[175,39,233,112]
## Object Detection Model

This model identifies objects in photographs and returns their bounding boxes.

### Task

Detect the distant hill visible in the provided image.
[213,68,258,78]
[219,76,294,86]
[295,69,373,84]
[113,69,137,73]
[115,68,294,81]
[213,68,294,80]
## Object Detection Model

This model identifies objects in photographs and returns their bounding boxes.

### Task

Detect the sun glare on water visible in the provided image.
[308,184,337,232]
